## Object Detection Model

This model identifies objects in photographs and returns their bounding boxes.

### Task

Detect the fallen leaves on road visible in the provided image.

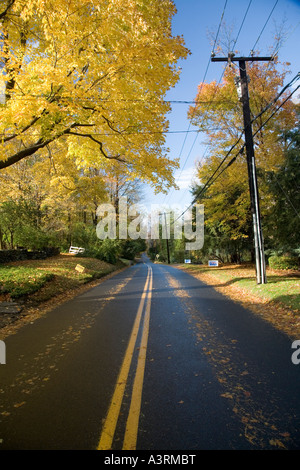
[269,439,287,449]
[177,264,300,340]
[0,265,128,340]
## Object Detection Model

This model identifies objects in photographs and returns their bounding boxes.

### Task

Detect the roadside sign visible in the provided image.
[208,260,219,267]
[75,264,86,273]
[184,259,191,264]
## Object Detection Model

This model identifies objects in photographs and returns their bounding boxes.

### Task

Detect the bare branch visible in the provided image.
[102,115,123,135]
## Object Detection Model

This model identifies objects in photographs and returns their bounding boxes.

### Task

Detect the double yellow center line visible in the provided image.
[97,264,153,451]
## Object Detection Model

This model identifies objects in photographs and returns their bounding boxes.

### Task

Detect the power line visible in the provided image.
[0,95,237,105]
[232,0,253,51]
[270,19,300,61]
[252,83,300,137]
[187,70,299,195]
[218,82,300,179]
[2,75,298,145]
[211,0,229,56]
[193,81,300,204]
[162,0,229,206]
[198,84,300,221]
[0,127,226,139]
[172,79,300,223]
[165,0,254,208]
[250,0,279,54]
[251,72,300,125]
[272,173,300,220]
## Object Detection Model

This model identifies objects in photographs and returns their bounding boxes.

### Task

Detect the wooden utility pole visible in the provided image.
[211,54,273,284]
[163,212,171,264]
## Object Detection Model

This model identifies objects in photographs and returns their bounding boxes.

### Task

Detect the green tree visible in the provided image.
[264,111,300,254]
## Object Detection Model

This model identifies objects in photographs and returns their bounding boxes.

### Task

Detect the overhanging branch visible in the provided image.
[0,123,78,169]
[66,130,126,163]
[0,124,126,169]
[0,136,56,169]
[0,0,15,20]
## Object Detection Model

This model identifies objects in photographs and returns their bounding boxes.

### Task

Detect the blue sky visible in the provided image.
[143,0,300,211]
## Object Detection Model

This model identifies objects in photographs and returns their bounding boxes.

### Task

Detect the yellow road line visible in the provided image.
[97,266,151,450]
[122,266,153,450]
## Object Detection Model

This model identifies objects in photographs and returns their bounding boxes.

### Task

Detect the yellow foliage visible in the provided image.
[0,0,188,192]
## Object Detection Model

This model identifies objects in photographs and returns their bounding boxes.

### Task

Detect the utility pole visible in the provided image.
[163,212,171,264]
[211,53,272,284]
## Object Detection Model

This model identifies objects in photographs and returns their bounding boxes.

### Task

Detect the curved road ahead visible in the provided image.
[1,255,300,450]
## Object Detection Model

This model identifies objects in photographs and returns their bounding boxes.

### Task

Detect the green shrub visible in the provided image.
[120,239,146,260]
[15,225,54,250]
[0,267,55,298]
[95,239,121,264]
[76,240,121,264]
[268,255,299,270]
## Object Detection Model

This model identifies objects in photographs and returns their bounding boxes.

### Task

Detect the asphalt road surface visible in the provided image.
[1,255,300,450]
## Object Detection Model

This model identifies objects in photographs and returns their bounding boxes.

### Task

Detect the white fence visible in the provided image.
[69,246,85,255]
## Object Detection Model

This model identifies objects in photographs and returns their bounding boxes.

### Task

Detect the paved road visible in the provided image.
[1,255,300,450]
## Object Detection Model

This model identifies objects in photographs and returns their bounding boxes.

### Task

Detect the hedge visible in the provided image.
[268,255,299,270]
[0,247,60,264]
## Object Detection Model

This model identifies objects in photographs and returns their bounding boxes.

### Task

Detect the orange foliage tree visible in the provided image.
[188,60,298,261]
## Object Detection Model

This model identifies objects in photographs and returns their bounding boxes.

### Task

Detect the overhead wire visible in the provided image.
[194,80,300,201]
[161,0,229,206]
[174,0,288,216]
[270,19,300,61]
[172,77,300,223]
[1,95,237,105]
[232,0,253,51]
[1,0,291,214]
[271,173,300,220]
[192,83,300,218]
[166,0,253,206]
[250,0,279,54]
[176,0,229,172]
[0,127,228,139]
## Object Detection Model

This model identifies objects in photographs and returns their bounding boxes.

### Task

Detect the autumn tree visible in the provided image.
[0,134,149,254]
[263,107,300,254]
[0,0,188,192]
[0,152,69,248]
[188,59,298,261]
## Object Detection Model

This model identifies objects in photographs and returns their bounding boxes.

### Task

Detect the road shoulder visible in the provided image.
[0,266,129,340]
[174,264,300,341]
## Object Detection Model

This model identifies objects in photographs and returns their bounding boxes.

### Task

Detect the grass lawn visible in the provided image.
[178,263,300,312]
[0,254,118,303]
